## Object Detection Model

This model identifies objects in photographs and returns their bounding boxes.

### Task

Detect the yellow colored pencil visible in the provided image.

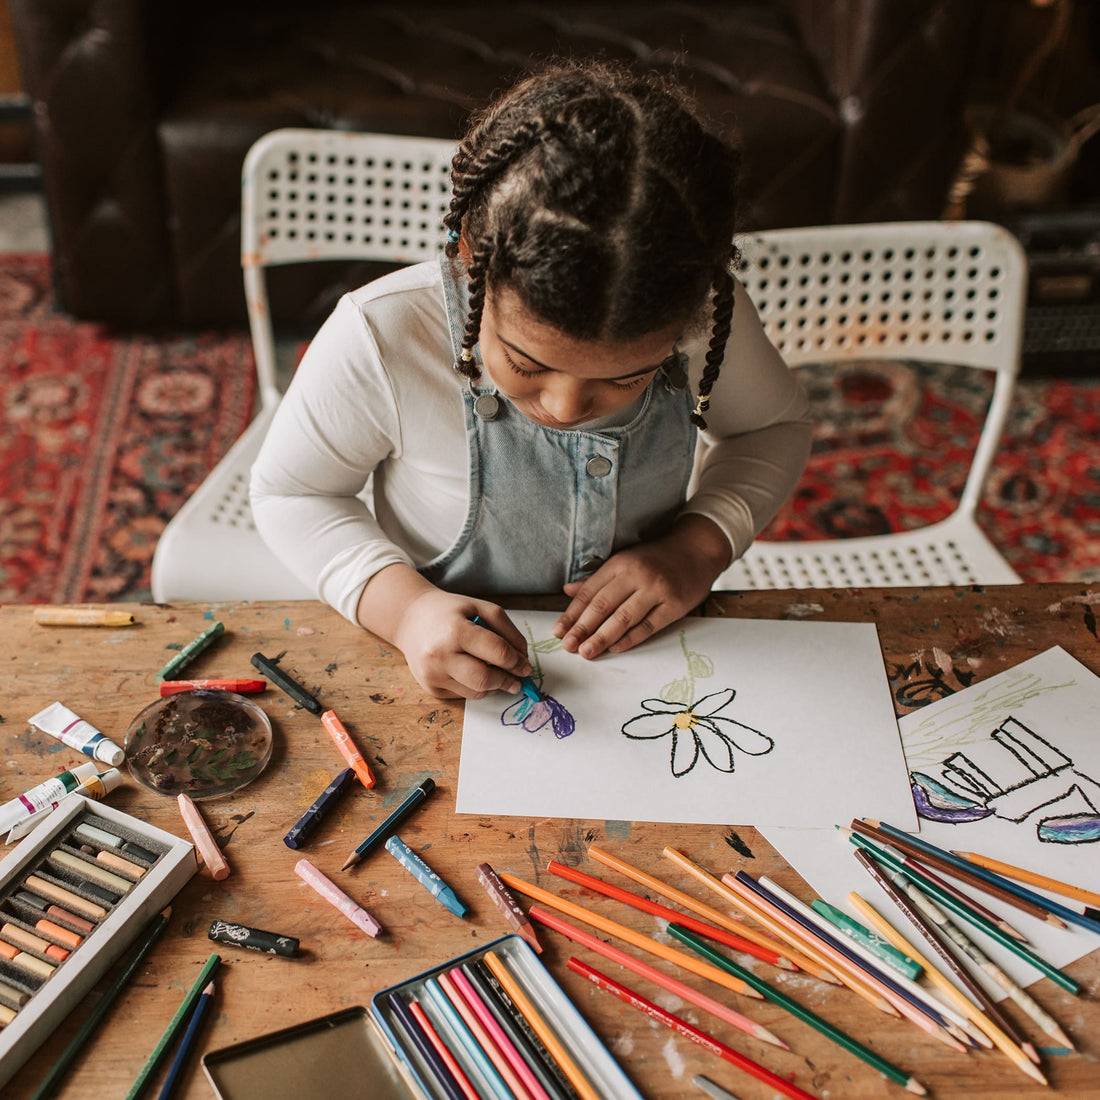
[483,950,601,1100]
[588,844,835,983]
[953,851,1100,910]
[497,872,760,1000]
[847,892,1046,1085]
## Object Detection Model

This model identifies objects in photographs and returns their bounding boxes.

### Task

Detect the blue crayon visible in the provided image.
[470,616,542,701]
[283,768,357,849]
[385,835,467,917]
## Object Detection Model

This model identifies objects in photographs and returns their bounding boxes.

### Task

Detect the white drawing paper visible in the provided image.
[457,612,916,829]
[763,646,1100,997]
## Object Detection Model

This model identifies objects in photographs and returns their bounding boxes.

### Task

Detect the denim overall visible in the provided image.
[421,256,696,595]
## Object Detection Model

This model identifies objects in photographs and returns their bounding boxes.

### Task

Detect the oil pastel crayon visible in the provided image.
[284,768,357,850]
[48,850,133,895]
[294,858,381,937]
[0,977,29,1007]
[159,678,267,696]
[208,919,300,958]
[475,862,542,952]
[385,836,467,917]
[155,621,225,682]
[33,607,136,627]
[320,710,376,788]
[250,652,323,713]
[24,875,106,921]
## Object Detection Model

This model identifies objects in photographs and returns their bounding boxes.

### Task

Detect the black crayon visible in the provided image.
[251,652,323,714]
[284,768,357,849]
[208,919,300,958]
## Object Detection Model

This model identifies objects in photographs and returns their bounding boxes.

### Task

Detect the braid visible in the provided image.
[456,243,491,380]
[691,252,738,431]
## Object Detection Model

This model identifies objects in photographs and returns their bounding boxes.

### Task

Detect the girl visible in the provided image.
[251,60,811,700]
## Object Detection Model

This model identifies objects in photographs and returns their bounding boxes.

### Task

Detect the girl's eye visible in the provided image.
[502,348,540,379]
[610,374,651,391]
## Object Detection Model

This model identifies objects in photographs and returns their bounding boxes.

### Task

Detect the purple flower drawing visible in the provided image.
[501,693,576,739]
[621,688,773,778]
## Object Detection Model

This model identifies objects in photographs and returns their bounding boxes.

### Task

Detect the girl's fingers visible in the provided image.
[563,584,656,659]
[468,606,531,671]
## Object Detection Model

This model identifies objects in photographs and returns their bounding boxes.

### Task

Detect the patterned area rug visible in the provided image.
[0,255,256,603]
[1,254,1098,601]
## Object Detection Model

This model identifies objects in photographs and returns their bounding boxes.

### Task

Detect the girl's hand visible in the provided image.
[553,515,732,660]
[359,565,531,699]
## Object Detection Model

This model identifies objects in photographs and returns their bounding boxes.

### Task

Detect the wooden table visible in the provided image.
[2,586,1099,1100]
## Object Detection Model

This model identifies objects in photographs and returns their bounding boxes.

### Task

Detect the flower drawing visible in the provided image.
[501,693,576,739]
[621,688,773,778]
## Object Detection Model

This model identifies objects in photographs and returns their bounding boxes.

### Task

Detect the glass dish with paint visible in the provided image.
[124,691,273,800]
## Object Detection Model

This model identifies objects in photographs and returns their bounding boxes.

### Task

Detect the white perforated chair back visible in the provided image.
[152,130,456,602]
[714,221,1026,591]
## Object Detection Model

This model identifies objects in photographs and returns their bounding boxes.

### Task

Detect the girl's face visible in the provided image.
[478,288,684,429]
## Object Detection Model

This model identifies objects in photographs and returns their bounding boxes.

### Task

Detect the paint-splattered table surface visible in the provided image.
[2,586,1098,1100]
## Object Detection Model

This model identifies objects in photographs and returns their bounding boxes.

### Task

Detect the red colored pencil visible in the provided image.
[567,959,817,1100]
[408,999,480,1100]
[547,860,795,970]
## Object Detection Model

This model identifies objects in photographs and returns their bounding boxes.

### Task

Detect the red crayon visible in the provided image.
[159,678,267,696]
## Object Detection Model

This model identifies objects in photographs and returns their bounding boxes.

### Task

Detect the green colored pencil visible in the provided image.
[155,621,225,682]
[124,952,222,1099]
[846,831,1081,994]
[667,924,927,1095]
[30,908,173,1100]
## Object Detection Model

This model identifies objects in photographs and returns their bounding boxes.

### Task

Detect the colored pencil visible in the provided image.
[250,651,323,714]
[569,959,819,1100]
[437,969,541,1100]
[157,979,215,1100]
[846,830,1081,993]
[498,871,760,999]
[483,950,601,1100]
[34,607,136,626]
[693,1076,744,1100]
[667,925,928,1095]
[124,953,221,1100]
[589,843,832,980]
[422,978,514,1100]
[476,862,543,952]
[387,993,468,1100]
[177,794,230,880]
[156,621,225,682]
[894,869,1075,1051]
[528,904,788,1048]
[30,908,171,1100]
[861,819,1080,931]
[853,849,1039,1065]
[735,874,967,1050]
[454,963,571,1100]
[757,875,978,1044]
[811,899,923,980]
[847,889,1046,1082]
[953,850,1100,910]
[341,778,435,870]
[659,848,887,1010]
[547,859,794,969]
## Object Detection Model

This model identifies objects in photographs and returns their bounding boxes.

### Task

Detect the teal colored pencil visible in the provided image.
[155,621,225,682]
[124,953,222,1099]
[667,924,926,1094]
[847,831,1080,994]
[811,898,923,980]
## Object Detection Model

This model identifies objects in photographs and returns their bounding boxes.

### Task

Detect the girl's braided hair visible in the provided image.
[443,59,741,430]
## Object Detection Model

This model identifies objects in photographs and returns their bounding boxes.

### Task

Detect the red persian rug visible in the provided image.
[1,254,1098,601]
[0,255,256,603]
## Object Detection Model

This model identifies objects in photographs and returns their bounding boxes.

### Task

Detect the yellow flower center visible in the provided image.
[673,710,696,730]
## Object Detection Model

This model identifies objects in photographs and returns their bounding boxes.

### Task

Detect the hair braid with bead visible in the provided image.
[446,59,741,422]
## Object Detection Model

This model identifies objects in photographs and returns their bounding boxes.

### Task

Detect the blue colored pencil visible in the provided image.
[156,979,215,1100]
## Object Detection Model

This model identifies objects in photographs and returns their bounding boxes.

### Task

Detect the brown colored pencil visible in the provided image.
[852,819,1065,928]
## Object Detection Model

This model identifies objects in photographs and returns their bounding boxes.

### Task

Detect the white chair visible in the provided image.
[712,221,1025,590]
[151,129,457,601]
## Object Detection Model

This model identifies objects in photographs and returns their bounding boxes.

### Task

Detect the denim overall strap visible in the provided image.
[422,256,696,596]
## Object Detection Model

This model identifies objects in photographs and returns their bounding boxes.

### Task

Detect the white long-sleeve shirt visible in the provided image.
[251,260,811,623]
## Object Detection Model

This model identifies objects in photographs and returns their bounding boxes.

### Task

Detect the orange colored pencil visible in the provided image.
[498,872,761,1000]
[587,844,832,982]
[547,859,794,969]
[528,904,787,1048]
[953,850,1100,909]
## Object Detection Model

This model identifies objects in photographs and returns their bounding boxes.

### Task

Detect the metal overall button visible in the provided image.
[579,557,604,573]
[473,394,501,421]
[585,455,612,477]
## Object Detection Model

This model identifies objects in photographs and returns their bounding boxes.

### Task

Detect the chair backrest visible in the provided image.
[241,129,457,406]
[736,221,1027,516]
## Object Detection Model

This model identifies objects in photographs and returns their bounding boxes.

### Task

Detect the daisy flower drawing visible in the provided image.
[620,688,773,778]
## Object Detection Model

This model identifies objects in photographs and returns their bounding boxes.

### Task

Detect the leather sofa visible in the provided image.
[12,1,983,327]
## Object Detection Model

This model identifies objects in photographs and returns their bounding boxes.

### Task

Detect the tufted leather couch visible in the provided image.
[13,0,983,327]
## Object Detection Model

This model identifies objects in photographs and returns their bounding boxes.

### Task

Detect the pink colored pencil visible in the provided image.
[446,966,553,1100]
[568,958,818,1100]
[529,904,787,1049]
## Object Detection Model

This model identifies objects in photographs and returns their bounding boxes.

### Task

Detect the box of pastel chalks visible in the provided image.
[0,796,196,1088]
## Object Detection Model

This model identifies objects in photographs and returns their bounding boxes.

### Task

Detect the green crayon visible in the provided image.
[155,621,225,682]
